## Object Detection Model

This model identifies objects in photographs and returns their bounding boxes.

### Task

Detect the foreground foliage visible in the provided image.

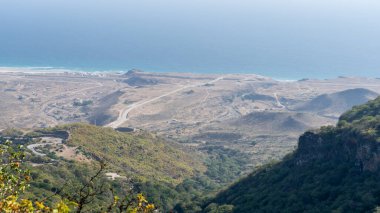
[0,140,155,212]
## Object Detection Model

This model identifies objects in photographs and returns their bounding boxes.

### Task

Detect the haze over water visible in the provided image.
[1,0,380,79]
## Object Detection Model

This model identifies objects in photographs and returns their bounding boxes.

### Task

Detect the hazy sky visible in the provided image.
[1,0,380,78]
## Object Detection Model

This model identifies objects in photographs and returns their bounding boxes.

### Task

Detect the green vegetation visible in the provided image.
[208,97,380,212]
[0,141,31,199]
[1,123,251,211]
[23,123,206,210]
[1,128,24,138]
[172,146,250,212]
[339,95,380,124]
[0,141,155,212]
[62,123,206,185]
[202,146,249,184]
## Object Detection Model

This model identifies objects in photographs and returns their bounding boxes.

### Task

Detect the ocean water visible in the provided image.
[1,0,380,79]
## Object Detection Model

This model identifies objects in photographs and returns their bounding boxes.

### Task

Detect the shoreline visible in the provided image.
[0,66,122,75]
[0,66,374,82]
[0,66,265,79]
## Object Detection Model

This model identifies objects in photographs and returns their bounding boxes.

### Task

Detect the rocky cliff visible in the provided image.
[207,97,380,213]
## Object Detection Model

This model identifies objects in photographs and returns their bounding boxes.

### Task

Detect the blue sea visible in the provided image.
[1,0,380,80]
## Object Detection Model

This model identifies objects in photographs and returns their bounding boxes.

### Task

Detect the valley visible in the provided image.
[1,67,379,171]
[1,67,380,211]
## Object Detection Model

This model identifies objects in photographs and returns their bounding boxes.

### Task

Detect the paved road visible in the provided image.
[273,93,285,108]
[105,76,225,128]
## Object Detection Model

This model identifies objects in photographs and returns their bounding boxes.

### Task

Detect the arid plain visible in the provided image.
[1,67,379,171]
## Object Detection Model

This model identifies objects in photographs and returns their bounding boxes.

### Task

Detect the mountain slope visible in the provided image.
[208,96,380,213]
[294,88,378,117]
[232,111,332,133]
[122,69,161,86]
[15,123,209,210]
[50,123,206,184]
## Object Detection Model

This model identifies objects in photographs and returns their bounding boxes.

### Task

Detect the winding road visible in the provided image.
[105,76,225,128]
[26,137,62,156]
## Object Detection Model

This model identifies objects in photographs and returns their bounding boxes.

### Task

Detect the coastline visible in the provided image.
[0,66,258,79]
[0,66,123,74]
[0,66,374,82]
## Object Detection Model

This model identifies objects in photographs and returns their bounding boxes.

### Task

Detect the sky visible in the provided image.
[0,0,380,79]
